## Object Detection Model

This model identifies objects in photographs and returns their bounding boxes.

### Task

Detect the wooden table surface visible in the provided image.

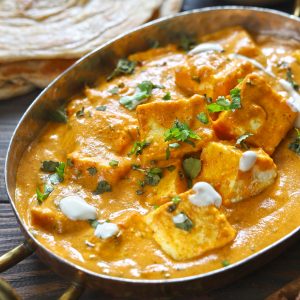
[1,1,300,299]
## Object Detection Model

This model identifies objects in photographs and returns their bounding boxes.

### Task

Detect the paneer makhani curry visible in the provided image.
[15,27,300,280]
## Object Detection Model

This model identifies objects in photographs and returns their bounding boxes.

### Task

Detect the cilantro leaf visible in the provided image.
[89,219,99,228]
[41,161,60,172]
[286,68,299,91]
[132,166,163,187]
[163,92,171,100]
[197,112,209,124]
[222,260,230,267]
[173,212,194,231]
[179,34,196,52]
[183,157,201,180]
[207,88,241,112]
[230,88,242,109]
[144,167,163,186]
[36,184,54,204]
[87,167,97,176]
[129,140,150,156]
[236,132,254,149]
[119,80,160,110]
[108,86,119,95]
[94,180,112,195]
[167,195,181,213]
[109,160,119,167]
[49,162,65,184]
[76,107,85,118]
[96,105,107,111]
[289,128,300,155]
[107,58,136,81]
[164,120,200,144]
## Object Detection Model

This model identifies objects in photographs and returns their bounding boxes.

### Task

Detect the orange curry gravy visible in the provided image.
[15,27,300,279]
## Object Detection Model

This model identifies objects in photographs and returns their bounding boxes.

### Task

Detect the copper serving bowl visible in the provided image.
[1,6,300,300]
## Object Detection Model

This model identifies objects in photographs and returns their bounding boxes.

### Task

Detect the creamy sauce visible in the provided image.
[239,151,257,172]
[279,79,300,127]
[189,182,222,207]
[14,27,300,280]
[59,195,97,221]
[189,43,224,55]
[94,222,119,239]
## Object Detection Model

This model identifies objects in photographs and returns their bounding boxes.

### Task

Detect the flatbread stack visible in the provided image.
[0,0,182,100]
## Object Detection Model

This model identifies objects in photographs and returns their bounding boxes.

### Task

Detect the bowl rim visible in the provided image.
[5,5,300,285]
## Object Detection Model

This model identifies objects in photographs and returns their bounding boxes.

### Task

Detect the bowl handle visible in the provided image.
[59,282,85,300]
[0,241,35,300]
[0,241,35,272]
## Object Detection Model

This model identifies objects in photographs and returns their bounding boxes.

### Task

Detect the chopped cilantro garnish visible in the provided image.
[236,132,254,149]
[207,88,241,112]
[108,86,119,95]
[76,107,85,118]
[203,94,212,104]
[93,180,112,195]
[167,195,181,212]
[166,147,171,160]
[119,80,160,110]
[163,92,171,100]
[289,128,300,155]
[41,161,60,172]
[179,34,196,52]
[129,140,150,156]
[49,107,67,123]
[109,160,119,167]
[136,189,144,195]
[144,167,163,186]
[166,142,181,160]
[36,184,54,204]
[96,105,107,111]
[173,212,194,232]
[166,165,176,172]
[172,195,181,204]
[89,219,99,229]
[286,68,299,91]
[49,162,65,184]
[66,159,74,167]
[222,260,230,267]
[132,166,163,187]
[164,120,200,144]
[87,167,97,176]
[197,112,209,124]
[183,157,201,180]
[37,161,65,203]
[107,58,136,81]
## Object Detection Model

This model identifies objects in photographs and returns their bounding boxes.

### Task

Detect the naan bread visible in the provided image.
[0,59,74,100]
[0,0,182,100]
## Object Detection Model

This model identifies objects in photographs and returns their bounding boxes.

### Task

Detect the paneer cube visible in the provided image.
[67,153,131,191]
[213,74,297,154]
[196,142,277,205]
[136,95,215,162]
[69,109,138,156]
[145,192,236,260]
[175,51,254,99]
[31,206,89,234]
[201,26,262,58]
[143,160,187,205]
[87,212,152,260]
